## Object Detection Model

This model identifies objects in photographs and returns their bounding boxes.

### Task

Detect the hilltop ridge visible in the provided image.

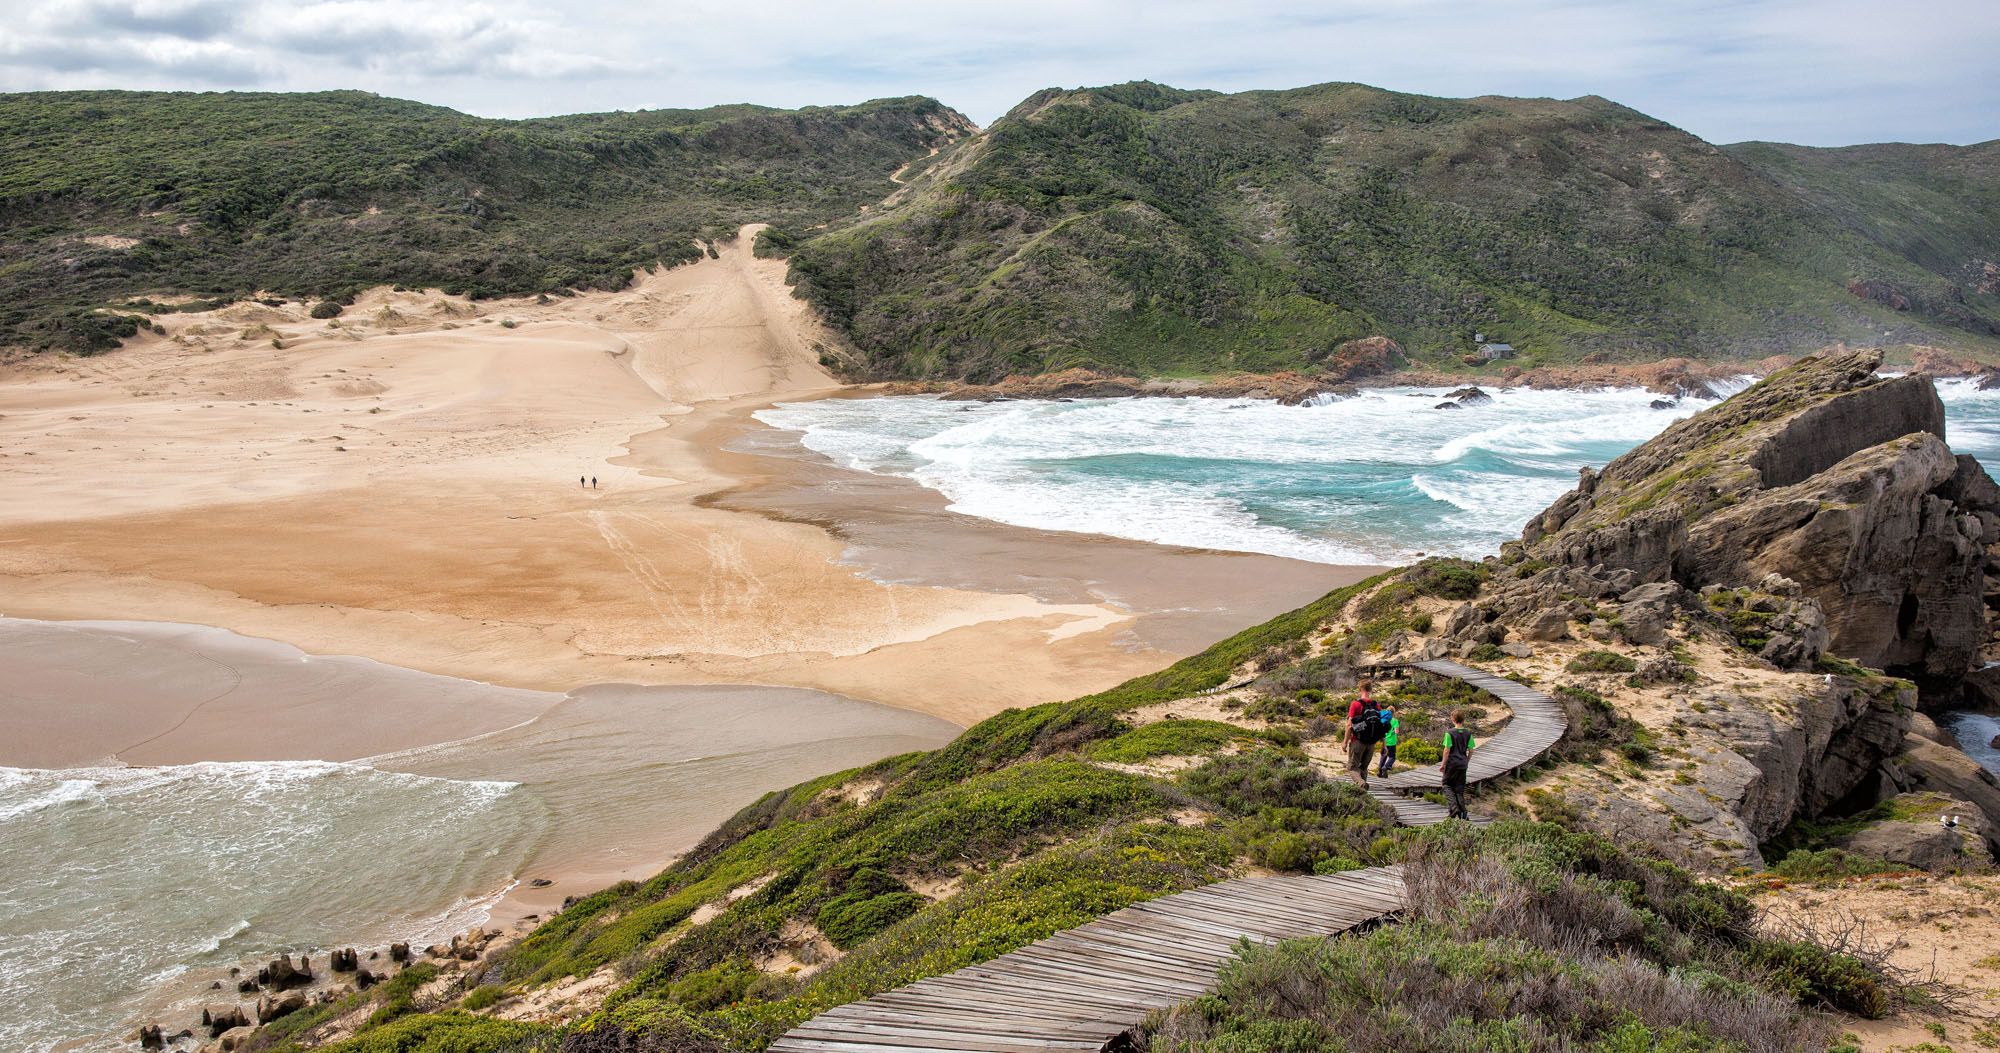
[0,90,973,353]
[781,80,2000,379]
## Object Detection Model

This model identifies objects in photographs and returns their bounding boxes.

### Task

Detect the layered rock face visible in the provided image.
[1524,350,1997,689]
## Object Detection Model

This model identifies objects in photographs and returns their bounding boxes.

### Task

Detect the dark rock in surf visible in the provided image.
[330,947,358,972]
[388,942,410,963]
[1650,398,1678,410]
[137,1024,163,1049]
[200,1004,248,1037]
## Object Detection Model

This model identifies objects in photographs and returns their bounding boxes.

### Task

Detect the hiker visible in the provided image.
[1341,680,1382,788]
[1442,709,1476,820]
[591,476,598,489]
[1375,701,1400,778]
[579,475,586,488]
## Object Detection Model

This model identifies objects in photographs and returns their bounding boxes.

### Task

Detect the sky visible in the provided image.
[1,0,1996,146]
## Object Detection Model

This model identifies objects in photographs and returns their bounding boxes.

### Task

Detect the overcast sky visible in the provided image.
[2,0,1996,146]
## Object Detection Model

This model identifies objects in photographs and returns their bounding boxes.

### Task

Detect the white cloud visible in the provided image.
[0,0,1993,145]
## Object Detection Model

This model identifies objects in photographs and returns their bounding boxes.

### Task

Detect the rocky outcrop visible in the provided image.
[1831,793,1992,872]
[1885,736,2000,856]
[1522,350,1997,691]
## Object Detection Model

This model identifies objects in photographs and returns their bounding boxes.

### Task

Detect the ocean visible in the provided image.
[758,377,2000,565]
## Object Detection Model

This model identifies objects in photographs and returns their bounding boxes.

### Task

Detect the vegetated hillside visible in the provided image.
[779,80,2000,380]
[0,90,972,353]
[240,559,1962,1050]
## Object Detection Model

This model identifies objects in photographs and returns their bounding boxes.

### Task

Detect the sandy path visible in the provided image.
[0,226,1195,730]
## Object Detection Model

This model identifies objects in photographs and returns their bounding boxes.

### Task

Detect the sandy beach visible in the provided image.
[0,225,1369,732]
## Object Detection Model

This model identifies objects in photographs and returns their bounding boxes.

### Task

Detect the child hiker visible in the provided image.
[1375,701,1400,777]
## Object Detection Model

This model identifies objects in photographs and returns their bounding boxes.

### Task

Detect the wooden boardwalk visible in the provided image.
[769,658,1565,1053]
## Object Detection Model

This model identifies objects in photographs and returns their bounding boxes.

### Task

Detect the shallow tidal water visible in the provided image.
[0,626,956,1053]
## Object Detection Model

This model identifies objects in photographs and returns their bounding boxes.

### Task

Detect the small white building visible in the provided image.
[1476,342,1515,362]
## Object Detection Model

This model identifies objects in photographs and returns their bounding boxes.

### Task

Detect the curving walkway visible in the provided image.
[768,659,1565,1053]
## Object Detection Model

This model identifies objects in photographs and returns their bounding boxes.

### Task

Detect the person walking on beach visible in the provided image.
[591,476,598,489]
[580,475,586,488]
[1442,709,1476,820]
[1375,701,1400,778]
[1341,680,1381,788]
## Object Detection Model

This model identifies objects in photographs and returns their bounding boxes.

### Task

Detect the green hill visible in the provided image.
[0,90,972,352]
[781,81,2000,380]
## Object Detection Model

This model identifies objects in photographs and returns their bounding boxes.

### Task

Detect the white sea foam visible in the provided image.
[758,378,2000,565]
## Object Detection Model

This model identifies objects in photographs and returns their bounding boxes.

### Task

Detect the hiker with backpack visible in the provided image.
[1342,680,1383,788]
[1442,709,1476,820]
[1375,701,1400,778]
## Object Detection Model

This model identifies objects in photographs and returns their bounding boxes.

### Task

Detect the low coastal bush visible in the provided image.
[1567,649,1639,674]
[1087,719,1251,763]
[1137,823,1848,1051]
[1407,557,1489,600]
[315,1012,550,1052]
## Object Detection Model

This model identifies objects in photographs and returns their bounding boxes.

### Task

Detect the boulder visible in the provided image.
[1444,386,1493,405]
[388,942,410,963]
[258,990,308,1025]
[355,968,378,990]
[1521,606,1571,641]
[261,953,311,990]
[235,978,257,993]
[1650,398,1678,410]
[1885,736,2000,856]
[1498,642,1535,658]
[199,1005,248,1037]
[1433,400,1462,411]
[1834,795,1992,872]
[137,1024,163,1049]
[330,948,358,972]
[217,1026,254,1052]
[1615,582,1686,646]
[425,943,453,959]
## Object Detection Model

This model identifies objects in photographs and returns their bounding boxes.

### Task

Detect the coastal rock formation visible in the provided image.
[257,990,307,1025]
[1832,793,1992,872]
[1886,735,2000,856]
[258,953,312,990]
[199,1005,247,1037]
[1523,350,1996,690]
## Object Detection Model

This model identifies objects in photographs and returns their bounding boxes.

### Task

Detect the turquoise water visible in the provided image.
[761,378,2000,565]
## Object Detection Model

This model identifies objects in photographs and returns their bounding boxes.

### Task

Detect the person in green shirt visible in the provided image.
[1374,702,1400,777]
[1442,709,1476,820]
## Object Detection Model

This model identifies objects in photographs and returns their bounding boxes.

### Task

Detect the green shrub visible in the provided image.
[1770,848,1900,881]
[310,300,343,318]
[459,984,505,1012]
[1742,938,1891,1017]
[1087,719,1249,763]
[1568,650,1638,674]
[1406,557,1488,600]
